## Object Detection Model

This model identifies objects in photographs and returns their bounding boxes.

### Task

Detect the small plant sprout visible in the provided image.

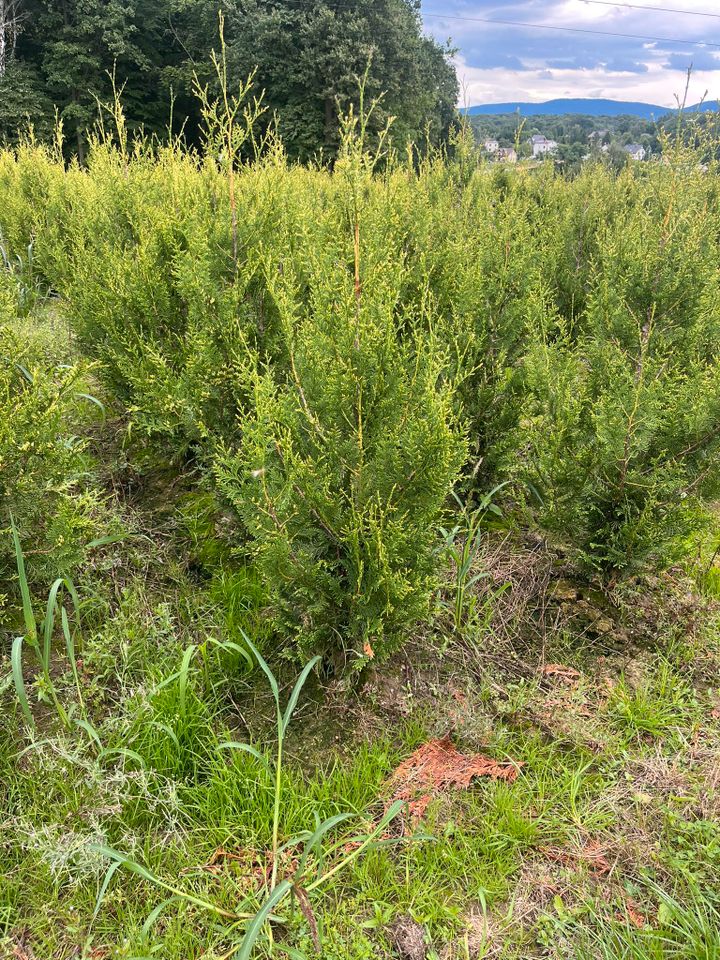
[440,484,508,633]
[193,11,266,266]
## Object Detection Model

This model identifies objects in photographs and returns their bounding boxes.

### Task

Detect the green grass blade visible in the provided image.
[296,811,355,876]
[282,655,321,733]
[234,878,293,960]
[44,577,65,671]
[98,747,146,769]
[178,644,196,720]
[92,846,175,889]
[11,636,34,729]
[142,896,181,938]
[465,572,491,589]
[14,362,33,384]
[306,799,406,893]
[206,637,253,669]
[75,717,102,750]
[150,721,180,749]
[153,668,183,691]
[60,576,82,653]
[76,392,105,416]
[239,629,280,715]
[86,533,127,549]
[93,859,122,923]
[91,846,249,920]
[217,740,270,772]
[477,481,510,511]
[10,513,37,648]
[61,576,81,617]
[62,605,85,715]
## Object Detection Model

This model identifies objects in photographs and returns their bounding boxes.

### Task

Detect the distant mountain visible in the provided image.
[688,99,720,112]
[464,98,720,119]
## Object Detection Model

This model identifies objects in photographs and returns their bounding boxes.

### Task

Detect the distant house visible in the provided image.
[623,143,646,161]
[588,129,609,143]
[529,134,558,157]
[483,138,499,154]
[497,147,517,163]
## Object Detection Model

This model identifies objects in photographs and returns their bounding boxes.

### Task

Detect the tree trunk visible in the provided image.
[76,125,86,165]
[0,0,22,77]
[0,11,5,78]
[324,96,335,153]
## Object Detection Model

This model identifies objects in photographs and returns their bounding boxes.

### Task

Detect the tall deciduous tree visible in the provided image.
[16,0,177,157]
[0,0,458,160]
[0,0,24,77]
[220,0,458,161]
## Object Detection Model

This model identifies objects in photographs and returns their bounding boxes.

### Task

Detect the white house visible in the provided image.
[483,138,499,154]
[497,147,517,163]
[530,134,558,157]
[623,143,646,161]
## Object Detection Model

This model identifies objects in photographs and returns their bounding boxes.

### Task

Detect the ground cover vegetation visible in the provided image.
[3,82,720,959]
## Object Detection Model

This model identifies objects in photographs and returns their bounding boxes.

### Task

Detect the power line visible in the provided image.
[422,11,720,49]
[235,2,720,52]
[578,0,720,19]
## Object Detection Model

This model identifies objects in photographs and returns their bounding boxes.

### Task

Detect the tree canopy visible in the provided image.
[0,0,458,160]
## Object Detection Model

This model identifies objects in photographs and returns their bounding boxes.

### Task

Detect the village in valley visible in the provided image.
[481,129,648,164]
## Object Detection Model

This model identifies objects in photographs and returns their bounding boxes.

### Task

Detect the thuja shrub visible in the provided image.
[30,145,267,454]
[214,251,467,668]
[529,161,629,327]
[0,286,100,592]
[41,141,344,457]
[510,151,720,573]
[7,94,291,457]
[5,105,720,598]
[410,163,549,480]
[0,140,64,266]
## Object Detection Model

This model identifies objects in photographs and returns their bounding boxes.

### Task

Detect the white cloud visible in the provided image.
[546,0,717,34]
[424,0,720,107]
[549,1,623,26]
[454,53,719,106]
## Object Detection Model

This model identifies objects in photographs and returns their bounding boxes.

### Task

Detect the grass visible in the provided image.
[439,486,508,635]
[7,540,719,959]
[94,636,411,959]
[9,512,85,732]
[607,661,695,741]
[4,576,720,959]
[4,479,719,959]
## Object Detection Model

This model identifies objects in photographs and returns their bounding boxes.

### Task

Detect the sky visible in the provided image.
[421,0,720,107]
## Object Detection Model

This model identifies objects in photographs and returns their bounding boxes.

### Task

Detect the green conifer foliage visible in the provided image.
[510,154,720,571]
[214,252,466,665]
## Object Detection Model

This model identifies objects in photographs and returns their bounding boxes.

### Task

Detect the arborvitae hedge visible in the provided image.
[3,115,720,662]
